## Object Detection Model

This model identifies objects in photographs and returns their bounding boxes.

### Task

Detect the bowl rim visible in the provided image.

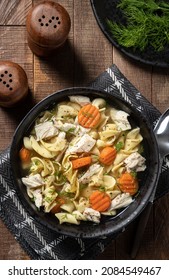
[10,86,160,238]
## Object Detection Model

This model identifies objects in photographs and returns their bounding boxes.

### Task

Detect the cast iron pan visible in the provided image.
[10,87,160,238]
[90,0,169,68]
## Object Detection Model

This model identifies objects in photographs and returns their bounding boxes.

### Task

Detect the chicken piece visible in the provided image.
[69,95,90,106]
[83,207,100,223]
[79,163,101,184]
[109,193,133,211]
[54,120,90,136]
[35,121,58,141]
[57,122,77,134]
[68,134,96,153]
[75,125,90,137]
[32,188,43,208]
[124,152,146,172]
[110,109,131,131]
[22,174,44,188]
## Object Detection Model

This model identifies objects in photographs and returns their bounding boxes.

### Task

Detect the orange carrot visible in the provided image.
[19,147,31,163]
[78,104,101,128]
[89,190,111,212]
[99,146,117,165]
[71,156,92,169]
[50,197,66,214]
[117,172,138,195]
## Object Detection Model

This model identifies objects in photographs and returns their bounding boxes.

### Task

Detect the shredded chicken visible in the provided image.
[124,152,146,172]
[83,207,100,223]
[108,193,133,211]
[35,121,58,140]
[21,174,44,188]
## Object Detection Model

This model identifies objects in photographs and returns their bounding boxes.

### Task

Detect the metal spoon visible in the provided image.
[154,108,169,160]
[131,108,169,258]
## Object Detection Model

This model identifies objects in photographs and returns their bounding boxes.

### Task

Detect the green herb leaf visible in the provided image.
[115,141,124,152]
[130,170,137,178]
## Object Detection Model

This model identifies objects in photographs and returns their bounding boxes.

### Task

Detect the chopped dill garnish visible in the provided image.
[45,196,53,203]
[138,144,144,154]
[99,186,106,192]
[79,183,87,190]
[130,170,137,178]
[107,0,169,52]
[115,141,124,151]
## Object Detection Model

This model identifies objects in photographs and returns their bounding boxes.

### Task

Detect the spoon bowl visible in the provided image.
[154,108,169,160]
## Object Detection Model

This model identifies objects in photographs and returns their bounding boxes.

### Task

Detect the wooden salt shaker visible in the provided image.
[0,61,28,108]
[26,1,71,56]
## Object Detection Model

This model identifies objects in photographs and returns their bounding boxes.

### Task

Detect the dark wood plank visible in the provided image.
[153,194,169,259]
[0,220,29,260]
[152,67,169,113]
[0,0,32,25]
[73,0,113,86]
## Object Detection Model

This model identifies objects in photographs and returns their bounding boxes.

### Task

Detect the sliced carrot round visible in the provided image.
[50,197,66,214]
[19,147,31,163]
[71,156,92,169]
[99,146,117,165]
[78,104,101,128]
[117,172,138,195]
[89,190,111,212]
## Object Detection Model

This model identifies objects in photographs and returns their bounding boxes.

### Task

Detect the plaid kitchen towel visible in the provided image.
[0,64,168,260]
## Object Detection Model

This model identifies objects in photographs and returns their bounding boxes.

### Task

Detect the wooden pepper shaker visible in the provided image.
[0,61,28,108]
[26,1,71,56]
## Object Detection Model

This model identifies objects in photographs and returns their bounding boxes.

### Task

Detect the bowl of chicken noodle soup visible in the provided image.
[10,87,160,238]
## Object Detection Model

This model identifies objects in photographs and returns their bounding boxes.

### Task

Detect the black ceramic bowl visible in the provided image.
[10,87,160,238]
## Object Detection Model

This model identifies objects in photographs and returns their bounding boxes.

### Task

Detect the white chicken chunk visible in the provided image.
[79,163,101,184]
[35,121,58,141]
[110,109,131,131]
[108,193,133,211]
[54,120,90,137]
[32,188,43,208]
[69,95,90,106]
[124,152,146,172]
[56,121,77,133]
[22,174,44,188]
[68,134,96,153]
[83,207,100,223]
[75,125,90,136]
[58,131,66,139]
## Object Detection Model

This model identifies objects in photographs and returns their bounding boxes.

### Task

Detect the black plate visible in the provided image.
[90,0,169,67]
[10,87,160,238]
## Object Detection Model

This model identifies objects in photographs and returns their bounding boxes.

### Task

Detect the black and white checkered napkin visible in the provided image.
[0,64,168,260]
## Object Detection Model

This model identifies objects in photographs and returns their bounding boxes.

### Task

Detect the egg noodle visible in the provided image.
[20,95,146,225]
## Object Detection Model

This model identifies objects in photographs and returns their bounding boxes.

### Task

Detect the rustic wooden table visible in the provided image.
[0,0,169,260]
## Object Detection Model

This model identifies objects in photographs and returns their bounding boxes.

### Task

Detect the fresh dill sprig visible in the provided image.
[107,0,169,52]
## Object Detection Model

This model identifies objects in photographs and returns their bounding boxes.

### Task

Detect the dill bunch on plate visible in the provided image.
[107,0,169,52]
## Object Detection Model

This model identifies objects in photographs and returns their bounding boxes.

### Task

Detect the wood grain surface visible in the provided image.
[0,0,169,260]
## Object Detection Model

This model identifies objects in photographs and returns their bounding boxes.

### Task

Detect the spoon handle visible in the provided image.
[131,201,153,259]
[131,158,162,259]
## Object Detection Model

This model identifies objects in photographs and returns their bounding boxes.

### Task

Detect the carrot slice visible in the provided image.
[99,146,117,165]
[19,147,31,163]
[78,104,101,128]
[71,156,92,169]
[50,197,66,214]
[89,190,111,212]
[117,172,138,195]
